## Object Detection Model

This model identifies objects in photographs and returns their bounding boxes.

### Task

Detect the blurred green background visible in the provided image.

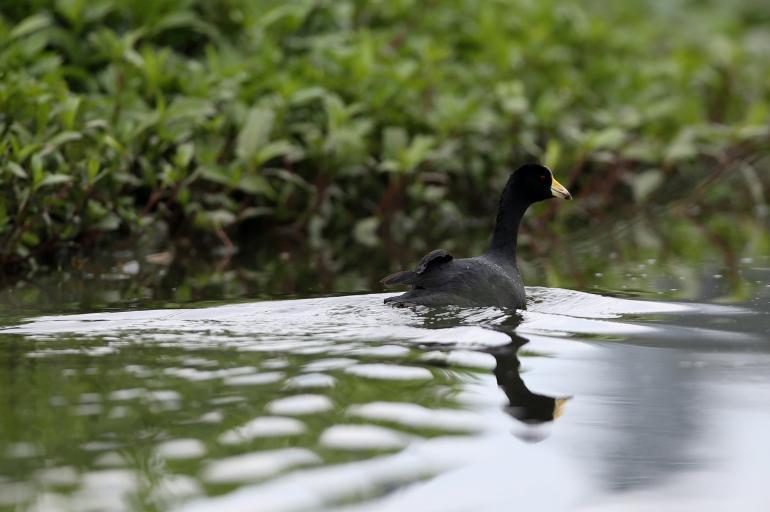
[0,0,768,303]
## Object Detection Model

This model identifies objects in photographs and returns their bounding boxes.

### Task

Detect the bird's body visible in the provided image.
[382,251,525,308]
[381,164,572,310]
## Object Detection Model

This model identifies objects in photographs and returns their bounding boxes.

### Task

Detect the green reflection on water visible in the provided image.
[0,331,472,510]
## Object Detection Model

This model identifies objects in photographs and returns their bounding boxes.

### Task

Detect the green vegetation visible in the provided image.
[1,0,768,272]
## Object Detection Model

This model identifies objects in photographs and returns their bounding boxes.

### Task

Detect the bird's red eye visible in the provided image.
[540,175,547,182]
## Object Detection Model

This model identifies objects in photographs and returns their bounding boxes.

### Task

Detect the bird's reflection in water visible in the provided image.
[488,317,571,441]
[415,307,570,441]
[488,336,571,442]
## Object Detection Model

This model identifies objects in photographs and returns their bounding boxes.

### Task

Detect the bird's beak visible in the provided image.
[551,176,572,200]
[553,397,572,420]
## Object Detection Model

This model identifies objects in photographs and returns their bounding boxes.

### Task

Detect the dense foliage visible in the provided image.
[1,0,768,272]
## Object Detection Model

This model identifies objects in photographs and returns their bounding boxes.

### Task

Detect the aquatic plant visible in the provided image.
[0,0,768,272]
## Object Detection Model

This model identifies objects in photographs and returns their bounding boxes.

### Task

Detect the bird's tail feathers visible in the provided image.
[380,270,417,286]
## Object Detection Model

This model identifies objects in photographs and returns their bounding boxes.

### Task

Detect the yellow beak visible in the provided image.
[551,176,572,200]
[553,397,572,419]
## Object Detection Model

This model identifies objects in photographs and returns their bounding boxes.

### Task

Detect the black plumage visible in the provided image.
[381,164,572,309]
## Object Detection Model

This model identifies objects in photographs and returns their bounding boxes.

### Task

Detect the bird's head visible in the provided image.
[510,163,572,203]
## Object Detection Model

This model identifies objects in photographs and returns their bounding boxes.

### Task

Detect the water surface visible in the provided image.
[1,273,769,511]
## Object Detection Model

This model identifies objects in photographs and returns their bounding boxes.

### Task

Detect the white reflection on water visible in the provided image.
[344,363,433,381]
[155,439,207,460]
[218,417,307,445]
[319,424,415,451]
[202,449,321,484]
[266,394,334,416]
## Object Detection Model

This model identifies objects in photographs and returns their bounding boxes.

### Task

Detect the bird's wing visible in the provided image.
[415,249,453,274]
[380,249,454,286]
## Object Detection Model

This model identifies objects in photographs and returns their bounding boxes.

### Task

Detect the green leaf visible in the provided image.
[164,97,214,124]
[236,107,275,162]
[60,96,82,130]
[197,166,231,187]
[382,127,408,161]
[39,174,74,188]
[10,14,52,40]
[86,159,100,182]
[21,231,40,247]
[175,143,195,168]
[101,135,126,154]
[30,155,44,187]
[206,209,237,227]
[5,162,27,179]
[238,207,275,221]
[238,175,275,198]
[495,80,528,115]
[401,135,435,173]
[353,217,380,248]
[629,169,664,202]
[43,131,83,153]
[585,128,626,152]
[544,139,562,169]
[255,140,298,167]
[664,132,698,163]
[95,213,121,231]
[290,87,328,105]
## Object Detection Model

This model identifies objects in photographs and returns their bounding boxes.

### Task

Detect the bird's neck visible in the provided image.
[487,187,531,262]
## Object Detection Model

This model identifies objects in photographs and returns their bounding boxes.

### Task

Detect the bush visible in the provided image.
[1,0,768,271]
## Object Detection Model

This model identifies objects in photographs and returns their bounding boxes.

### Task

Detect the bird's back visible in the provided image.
[384,254,526,309]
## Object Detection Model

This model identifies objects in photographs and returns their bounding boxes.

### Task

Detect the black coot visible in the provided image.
[381,164,572,309]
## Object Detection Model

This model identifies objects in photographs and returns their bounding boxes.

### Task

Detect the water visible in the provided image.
[1,168,769,511]
[1,274,769,511]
